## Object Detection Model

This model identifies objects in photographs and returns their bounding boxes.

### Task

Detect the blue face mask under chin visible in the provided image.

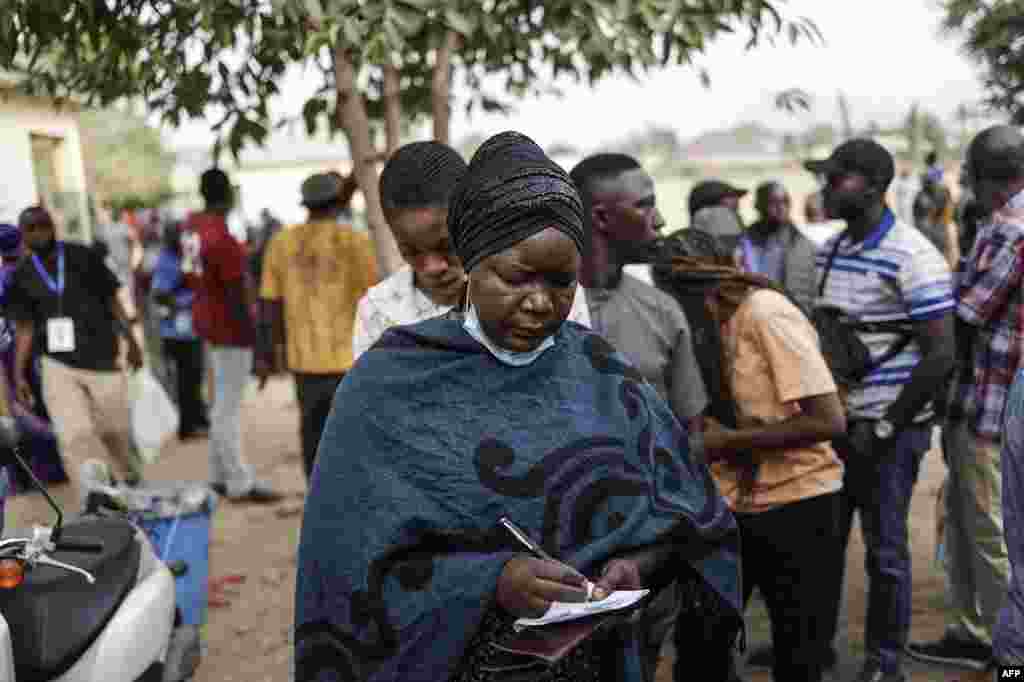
[462,295,555,367]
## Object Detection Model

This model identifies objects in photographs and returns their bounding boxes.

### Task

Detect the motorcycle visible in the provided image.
[0,417,178,682]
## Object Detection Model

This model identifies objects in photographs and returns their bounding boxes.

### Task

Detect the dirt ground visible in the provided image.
[41,377,996,682]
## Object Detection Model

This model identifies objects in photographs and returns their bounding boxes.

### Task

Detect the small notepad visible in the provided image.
[512,589,650,630]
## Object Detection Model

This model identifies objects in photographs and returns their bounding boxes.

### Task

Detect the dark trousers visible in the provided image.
[825,423,931,673]
[736,492,839,682]
[162,338,208,436]
[294,373,344,480]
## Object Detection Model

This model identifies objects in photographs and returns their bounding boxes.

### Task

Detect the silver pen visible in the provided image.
[499,517,596,600]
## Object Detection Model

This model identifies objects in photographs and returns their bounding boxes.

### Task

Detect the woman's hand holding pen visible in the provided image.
[594,558,642,594]
[496,556,608,619]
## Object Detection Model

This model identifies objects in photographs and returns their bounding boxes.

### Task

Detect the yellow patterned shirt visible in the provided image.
[260,220,378,374]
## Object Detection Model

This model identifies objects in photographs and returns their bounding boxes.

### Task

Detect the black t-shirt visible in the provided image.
[6,241,122,371]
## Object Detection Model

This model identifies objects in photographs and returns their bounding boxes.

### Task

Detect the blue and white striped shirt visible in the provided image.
[816,210,955,421]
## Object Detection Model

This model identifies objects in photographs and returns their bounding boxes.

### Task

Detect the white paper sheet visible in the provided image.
[512,589,650,630]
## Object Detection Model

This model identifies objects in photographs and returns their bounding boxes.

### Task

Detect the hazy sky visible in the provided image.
[166,0,986,152]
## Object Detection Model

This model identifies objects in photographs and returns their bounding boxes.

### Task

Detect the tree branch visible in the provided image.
[382,63,402,156]
[333,45,403,277]
[432,30,457,144]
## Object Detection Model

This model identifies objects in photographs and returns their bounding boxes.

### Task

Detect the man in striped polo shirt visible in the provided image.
[806,139,957,682]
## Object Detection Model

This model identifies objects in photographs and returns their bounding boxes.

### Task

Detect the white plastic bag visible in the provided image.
[129,368,179,464]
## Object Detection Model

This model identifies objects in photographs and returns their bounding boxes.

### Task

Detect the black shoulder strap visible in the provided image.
[818,234,845,297]
[853,332,914,382]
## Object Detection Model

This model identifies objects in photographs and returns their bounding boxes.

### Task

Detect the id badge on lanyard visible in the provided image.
[174,309,192,336]
[33,245,76,354]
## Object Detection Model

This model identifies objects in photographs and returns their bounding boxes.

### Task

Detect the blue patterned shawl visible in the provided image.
[295,317,741,681]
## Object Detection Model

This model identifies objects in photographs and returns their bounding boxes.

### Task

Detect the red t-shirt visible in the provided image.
[181,211,253,347]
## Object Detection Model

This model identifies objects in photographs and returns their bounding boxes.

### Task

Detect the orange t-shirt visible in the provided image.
[710,289,843,513]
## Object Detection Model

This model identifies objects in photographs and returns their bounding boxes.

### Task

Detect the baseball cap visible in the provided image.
[688,180,748,217]
[803,138,896,191]
[690,205,744,253]
[301,173,343,207]
[691,205,743,238]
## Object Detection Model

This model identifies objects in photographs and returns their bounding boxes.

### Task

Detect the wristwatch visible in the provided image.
[874,418,896,440]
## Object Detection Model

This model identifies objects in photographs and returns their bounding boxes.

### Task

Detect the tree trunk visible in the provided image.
[432,31,457,144]
[382,64,402,156]
[838,91,853,141]
[333,46,403,277]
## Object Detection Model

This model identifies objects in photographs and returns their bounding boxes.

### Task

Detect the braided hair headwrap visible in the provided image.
[447,131,585,273]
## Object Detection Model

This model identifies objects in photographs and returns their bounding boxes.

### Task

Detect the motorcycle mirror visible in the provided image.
[0,559,24,589]
[0,416,64,542]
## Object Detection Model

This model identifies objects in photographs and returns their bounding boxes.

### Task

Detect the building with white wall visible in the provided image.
[0,71,93,241]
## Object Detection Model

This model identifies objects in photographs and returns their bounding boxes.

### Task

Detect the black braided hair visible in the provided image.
[447,131,585,273]
[379,141,468,211]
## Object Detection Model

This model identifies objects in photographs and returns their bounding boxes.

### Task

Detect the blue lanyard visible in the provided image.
[740,237,761,274]
[31,243,64,297]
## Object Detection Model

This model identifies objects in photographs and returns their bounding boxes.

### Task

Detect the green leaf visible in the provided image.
[365,33,389,64]
[383,17,406,50]
[616,0,631,22]
[340,18,363,45]
[303,97,328,136]
[391,6,425,35]
[304,0,323,22]
[480,95,509,113]
[246,118,268,146]
[444,8,476,36]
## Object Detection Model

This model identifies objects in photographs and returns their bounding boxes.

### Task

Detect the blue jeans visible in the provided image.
[833,423,931,674]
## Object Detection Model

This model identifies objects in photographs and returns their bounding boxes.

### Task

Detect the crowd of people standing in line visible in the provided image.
[0,122,1022,682]
[295,126,1024,682]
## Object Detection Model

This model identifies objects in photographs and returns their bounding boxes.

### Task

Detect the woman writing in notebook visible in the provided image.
[294,133,742,682]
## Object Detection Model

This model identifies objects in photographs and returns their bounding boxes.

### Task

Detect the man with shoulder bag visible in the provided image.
[805,139,957,682]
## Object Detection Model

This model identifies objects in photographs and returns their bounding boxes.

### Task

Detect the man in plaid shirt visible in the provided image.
[909,125,1021,671]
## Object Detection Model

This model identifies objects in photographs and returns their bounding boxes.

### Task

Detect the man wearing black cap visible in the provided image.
[258,172,378,479]
[736,181,818,315]
[806,139,956,682]
[690,204,745,254]
[688,179,748,222]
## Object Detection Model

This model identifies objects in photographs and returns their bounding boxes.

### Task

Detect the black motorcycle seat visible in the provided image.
[0,516,141,681]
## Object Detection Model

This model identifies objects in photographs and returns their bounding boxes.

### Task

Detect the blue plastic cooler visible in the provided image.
[126,484,216,626]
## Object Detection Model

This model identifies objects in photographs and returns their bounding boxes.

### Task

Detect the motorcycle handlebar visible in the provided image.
[54,540,104,554]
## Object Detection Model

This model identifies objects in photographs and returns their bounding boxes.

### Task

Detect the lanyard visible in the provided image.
[739,237,757,273]
[31,243,65,313]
